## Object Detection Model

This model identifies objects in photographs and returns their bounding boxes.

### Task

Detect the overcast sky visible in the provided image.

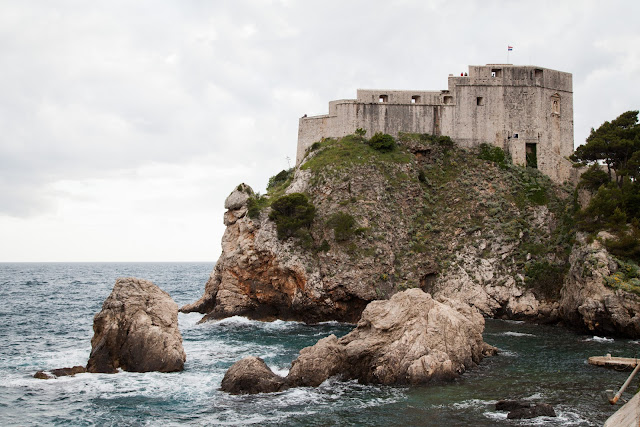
[1,0,639,262]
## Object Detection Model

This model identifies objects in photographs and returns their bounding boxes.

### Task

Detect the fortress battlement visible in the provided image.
[297,64,574,183]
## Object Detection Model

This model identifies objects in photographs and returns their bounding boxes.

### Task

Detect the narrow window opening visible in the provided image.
[513,133,519,139]
[491,68,502,78]
[526,143,538,168]
[476,97,484,106]
[411,95,420,104]
[551,93,561,115]
[443,95,453,105]
[379,95,388,103]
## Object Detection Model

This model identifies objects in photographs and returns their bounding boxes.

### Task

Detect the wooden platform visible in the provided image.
[589,354,639,369]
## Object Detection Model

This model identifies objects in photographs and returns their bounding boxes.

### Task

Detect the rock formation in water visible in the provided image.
[34,366,86,379]
[182,136,577,325]
[86,277,186,373]
[559,232,640,337]
[220,356,286,394]
[220,289,497,393]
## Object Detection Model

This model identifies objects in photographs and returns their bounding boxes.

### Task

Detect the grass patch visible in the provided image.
[301,134,411,173]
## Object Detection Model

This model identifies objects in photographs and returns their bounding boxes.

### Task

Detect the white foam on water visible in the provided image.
[270,366,290,377]
[497,349,518,357]
[503,331,536,337]
[178,312,203,330]
[484,411,508,421]
[452,398,494,410]
[524,392,544,400]
[584,336,614,342]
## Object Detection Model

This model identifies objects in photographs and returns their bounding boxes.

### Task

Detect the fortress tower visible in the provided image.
[297,64,574,183]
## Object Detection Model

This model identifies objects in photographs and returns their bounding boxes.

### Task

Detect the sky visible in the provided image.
[1,0,639,262]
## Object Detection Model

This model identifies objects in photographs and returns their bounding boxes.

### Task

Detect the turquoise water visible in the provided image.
[0,262,638,426]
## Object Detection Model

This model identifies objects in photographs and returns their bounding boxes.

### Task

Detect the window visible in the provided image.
[551,93,561,115]
[513,133,519,139]
[379,95,388,103]
[491,68,502,78]
[443,95,453,105]
[476,97,484,106]
[411,95,420,104]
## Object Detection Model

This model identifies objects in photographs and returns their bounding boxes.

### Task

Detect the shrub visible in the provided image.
[524,260,567,299]
[604,227,640,263]
[247,195,268,219]
[269,193,316,239]
[327,212,356,241]
[368,132,396,152]
[604,257,640,295]
[355,128,367,137]
[267,169,293,191]
[478,143,508,168]
[310,141,321,151]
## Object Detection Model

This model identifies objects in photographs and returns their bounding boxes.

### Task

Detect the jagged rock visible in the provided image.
[86,278,186,373]
[507,403,556,419]
[288,289,495,386]
[224,183,252,210]
[286,335,346,387]
[33,371,54,379]
[180,183,370,323]
[495,400,531,411]
[221,289,496,394]
[33,366,86,379]
[559,233,640,337]
[220,356,286,394]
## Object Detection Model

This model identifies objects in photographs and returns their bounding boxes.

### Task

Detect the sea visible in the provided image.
[1,262,638,426]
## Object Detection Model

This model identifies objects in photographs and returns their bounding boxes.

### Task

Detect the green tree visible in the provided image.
[269,193,316,239]
[571,110,640,185]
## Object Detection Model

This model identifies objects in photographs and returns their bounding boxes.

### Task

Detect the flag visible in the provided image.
[508,46,513,51]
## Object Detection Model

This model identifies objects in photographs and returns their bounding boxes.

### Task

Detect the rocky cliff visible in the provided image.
[182,133,640,337]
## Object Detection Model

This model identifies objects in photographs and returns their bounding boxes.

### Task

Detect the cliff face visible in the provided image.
[559,232,640,337]
[183,134,589,326]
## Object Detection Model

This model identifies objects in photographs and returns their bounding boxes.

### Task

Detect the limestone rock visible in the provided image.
[34,366,87,380]
[559,233,640,337]
[181,183,369,323]
[221,290,495,393]
[86,277,186,373]
[224,183,252,210]
[507,403,556,419]
[286,335,346,387]
[220,356,286,394]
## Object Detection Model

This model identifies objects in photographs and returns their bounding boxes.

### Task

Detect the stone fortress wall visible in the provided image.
[297,64,575,183]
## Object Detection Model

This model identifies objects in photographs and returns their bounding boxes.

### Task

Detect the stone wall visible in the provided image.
[297,64,574,184]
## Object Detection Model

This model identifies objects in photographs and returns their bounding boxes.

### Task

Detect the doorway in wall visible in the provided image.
[526,143,538,168]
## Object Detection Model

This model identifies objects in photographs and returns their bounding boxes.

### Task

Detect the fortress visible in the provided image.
[297,64,574,183]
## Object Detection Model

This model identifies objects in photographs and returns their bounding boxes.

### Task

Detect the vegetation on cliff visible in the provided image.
[269,131,576,302]
[572,110,640,262]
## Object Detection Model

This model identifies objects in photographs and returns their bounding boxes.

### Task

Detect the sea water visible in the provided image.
[0,262,638,426]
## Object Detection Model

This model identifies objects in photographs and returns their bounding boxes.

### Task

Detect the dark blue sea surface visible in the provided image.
[0,263,638,426]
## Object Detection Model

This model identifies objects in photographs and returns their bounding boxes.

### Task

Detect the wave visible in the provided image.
[502,331,536,337]
[584,336,614,342]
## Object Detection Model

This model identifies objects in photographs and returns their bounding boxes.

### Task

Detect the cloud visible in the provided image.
[1,0,639,260]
